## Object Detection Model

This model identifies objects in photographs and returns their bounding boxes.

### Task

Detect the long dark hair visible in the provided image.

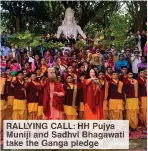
[85,68,98,79]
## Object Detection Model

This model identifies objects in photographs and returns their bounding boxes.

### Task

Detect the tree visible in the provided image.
[124,1,147,31]
[59,1,119,29]
[1,1,120,33]
[1,1,49,32]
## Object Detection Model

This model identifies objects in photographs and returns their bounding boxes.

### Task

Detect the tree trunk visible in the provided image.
[133,12,146,31]
[16,15,20,32]
[126,1,147,32]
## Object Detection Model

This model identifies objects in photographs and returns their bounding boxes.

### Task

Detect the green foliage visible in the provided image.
[84,22,101,38]
[43,41,54,50]
[74,40,88,50]
[58,42,64,48]
[7,32,33,48]
[1,1,119,33]
[7,32,66,50]
[99,11,131,50]
[124,1,147,31]
[124,36,136,50]
[85,11,132,50]
[30,38,41,48]
[3,1,144,51]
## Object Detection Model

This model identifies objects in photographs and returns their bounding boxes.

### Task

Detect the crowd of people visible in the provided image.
[0,30,147,135]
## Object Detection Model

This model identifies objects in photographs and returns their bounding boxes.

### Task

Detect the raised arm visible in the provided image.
[134,79,138,98]
[104,82,109,101]
[54,82,65,97]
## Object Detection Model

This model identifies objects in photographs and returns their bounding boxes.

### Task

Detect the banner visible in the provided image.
[4,120,129,149]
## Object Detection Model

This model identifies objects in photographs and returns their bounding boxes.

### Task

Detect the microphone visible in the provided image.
[93,78,102,88]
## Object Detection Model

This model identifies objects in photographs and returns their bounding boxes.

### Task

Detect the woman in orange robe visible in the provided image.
[83,69,103,120]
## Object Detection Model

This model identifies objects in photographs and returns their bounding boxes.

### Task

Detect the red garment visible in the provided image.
[43,80,65,118]
[63,72,77,81]
[25,82,39,103]
[73,68,79,75]
[138,77,147,97]
[61,58,69,67]
[98,80,105,119]
[120,74,128,82]
[13,81,26,100]
[88,47,96,54]
[38,85,44,106]
[76,81,84,104]
[71,65,78,74]
[144,44,147,56]
[123,79,136,98]
[5,79,14,96]
[108,80,123,100]
[63,83,81,106]
[105,74,112,82]
[83,79,104,119]
[76,71,81,78]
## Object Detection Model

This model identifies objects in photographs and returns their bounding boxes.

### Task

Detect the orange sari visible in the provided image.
[83,79,104,120]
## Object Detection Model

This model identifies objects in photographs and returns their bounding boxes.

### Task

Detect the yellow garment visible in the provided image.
[38,106,43,117]
[68,83,74,89]
[125,98,139,129]
[0,110,4,130]
[66,115,77,120]
[5,96,14,120]
[125,98,139,110]
[41,65,47,74]
[109,110,123,120]
[140,97,147,109]
[12,99,27,120]
[28,103,38,113]
[0,99,7,111]
[109,99,123,120]
[7,96,14,107]
[103,100,108,110]
[103,100,108,119]
[64,105,78,116]
[140,97,147,128]
[87,53,93,60]
[13,99,27,110]
[126,110,138,129]
[0,77,6,94]
[12,110,27,120]
[92,54,97,60]
[109,99,124,110]
[28,112,37,120]
[79,102,84,111]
